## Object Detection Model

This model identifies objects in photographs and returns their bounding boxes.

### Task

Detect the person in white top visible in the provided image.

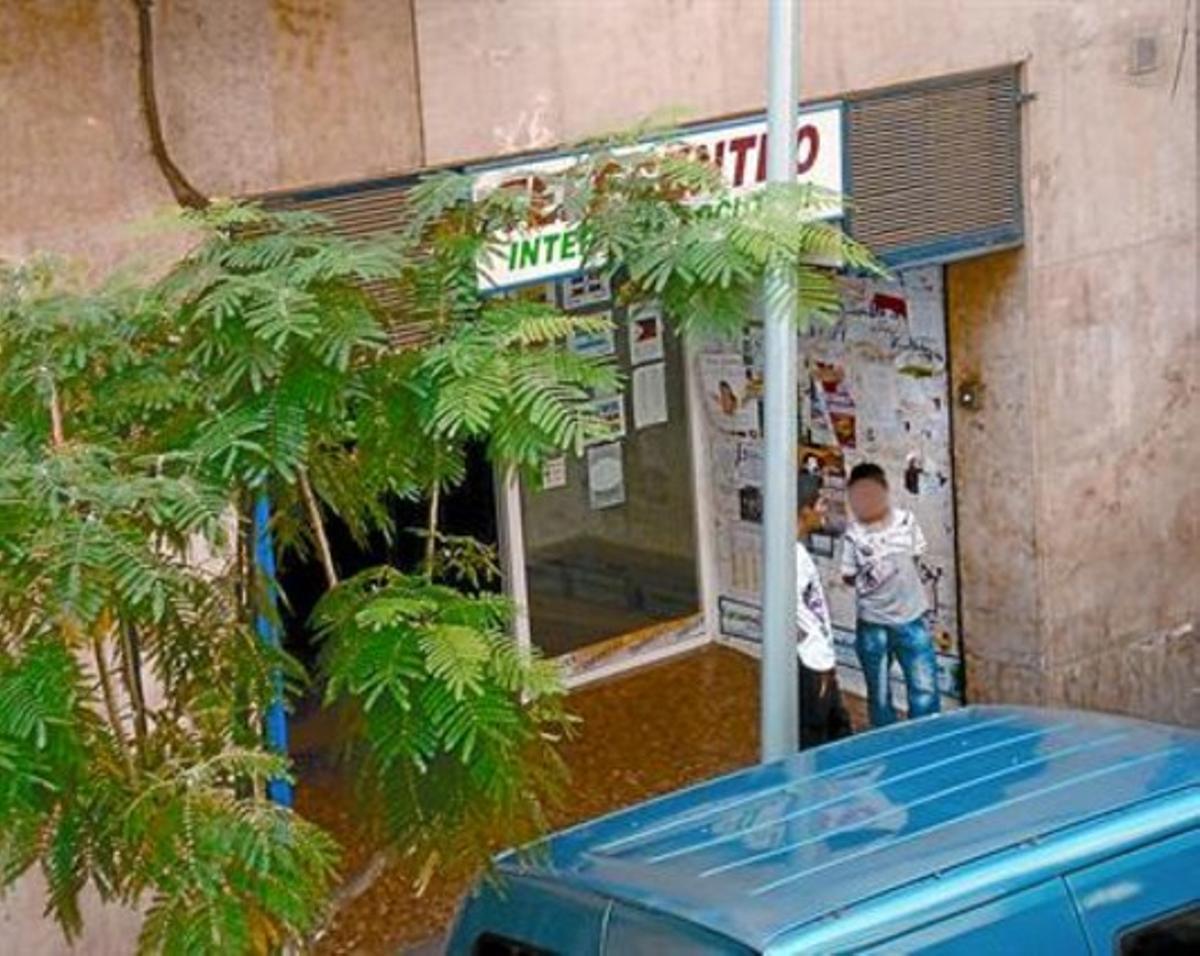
[840,462,941,728]
[795,472,853,749]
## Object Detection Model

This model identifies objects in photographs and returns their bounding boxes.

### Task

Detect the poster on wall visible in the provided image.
[718,597,762,643]
[730,527,762,594]
[628,302,665,365]
[700,354,759,434]
[587,393,627,443]
[587,442,625,510]
[561,272,611,309]
[540,456,567,491]
[811,360,856,449]
[735,440,763,486]
[799,444,848,535]
[568,315,616,358]
[632,362,668,429]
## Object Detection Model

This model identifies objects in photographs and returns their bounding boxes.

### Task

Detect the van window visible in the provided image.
[603,903,754,954]
[1119,904,1200,955]
[473,932,556,956]
[1065,828,1200,954]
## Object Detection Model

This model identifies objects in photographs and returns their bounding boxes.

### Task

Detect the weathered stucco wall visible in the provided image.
[0,0,423,270]
[413,0,771,163]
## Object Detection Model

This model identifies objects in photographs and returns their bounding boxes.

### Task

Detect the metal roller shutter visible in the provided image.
[846,66,1024,267]
[257,177,432,349]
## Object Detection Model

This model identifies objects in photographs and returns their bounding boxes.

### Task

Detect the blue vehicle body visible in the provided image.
[446,706,1200,954]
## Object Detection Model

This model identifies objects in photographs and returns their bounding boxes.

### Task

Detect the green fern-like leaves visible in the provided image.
[314,568,570,882]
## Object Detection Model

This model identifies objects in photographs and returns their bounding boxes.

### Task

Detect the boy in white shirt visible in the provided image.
[840,462,941,727]
[796,472,853,748]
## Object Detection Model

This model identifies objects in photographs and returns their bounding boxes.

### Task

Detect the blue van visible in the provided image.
[446,706,1199,954]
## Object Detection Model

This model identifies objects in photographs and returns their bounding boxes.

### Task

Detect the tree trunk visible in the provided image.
[307,848,394,946]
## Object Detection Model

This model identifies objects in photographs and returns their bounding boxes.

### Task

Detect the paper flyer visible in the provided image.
[628,302,665,365]
[700,353,758,434]
[561,272,611,309]
[587,393,627,443]
[568,314,616,358]
[587,442,625,510]
[632,361,668,429]
[540,456,567,490]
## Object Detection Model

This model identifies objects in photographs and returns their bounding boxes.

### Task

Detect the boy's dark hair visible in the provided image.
[848,462,888,489]
[797,472,824,512]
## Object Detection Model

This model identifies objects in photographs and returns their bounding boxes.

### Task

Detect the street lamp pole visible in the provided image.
[760,0,800,761]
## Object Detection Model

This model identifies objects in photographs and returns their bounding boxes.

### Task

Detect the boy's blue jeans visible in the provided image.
[854,617,941,727]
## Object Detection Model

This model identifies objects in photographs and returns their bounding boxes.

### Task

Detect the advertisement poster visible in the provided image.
[587,393,627,443]
[568,315,616,358]
[540,456,567,491]
[628,302,665,364]
[734,440,763,486]
[561,272,611,309]
[587,442,625,510]
[811,360,856,450]
[700,354,759,434]
[632,362,668,429]
[799,444,849,534]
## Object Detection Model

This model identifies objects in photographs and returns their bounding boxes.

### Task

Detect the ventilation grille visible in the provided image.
[846,67,1024,265]
[259,178,432,349]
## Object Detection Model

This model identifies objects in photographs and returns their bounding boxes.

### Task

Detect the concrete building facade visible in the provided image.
[3,0,1195,718]
[1,0,1197,946]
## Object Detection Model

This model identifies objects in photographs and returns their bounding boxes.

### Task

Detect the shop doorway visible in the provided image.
[277,442,499,673]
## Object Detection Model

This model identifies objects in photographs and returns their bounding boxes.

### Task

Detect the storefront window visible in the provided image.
[519,275,700,661]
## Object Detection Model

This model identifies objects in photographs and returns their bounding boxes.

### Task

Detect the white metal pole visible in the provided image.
[496,466,532,657]
[760,0,800,761]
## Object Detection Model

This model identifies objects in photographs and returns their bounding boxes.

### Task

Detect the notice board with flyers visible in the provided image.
[700,265,964,705]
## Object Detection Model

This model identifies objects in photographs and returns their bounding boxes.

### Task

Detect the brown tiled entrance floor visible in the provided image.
[296,644,861,954]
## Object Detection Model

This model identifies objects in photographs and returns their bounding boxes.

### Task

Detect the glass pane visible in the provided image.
[521,280,699,658]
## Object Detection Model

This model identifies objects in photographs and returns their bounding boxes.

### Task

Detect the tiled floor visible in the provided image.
[297,644,862,954]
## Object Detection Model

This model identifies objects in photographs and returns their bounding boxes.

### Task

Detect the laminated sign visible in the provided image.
[471,102,843,292]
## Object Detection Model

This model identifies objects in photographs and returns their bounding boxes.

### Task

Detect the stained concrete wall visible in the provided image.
[0,0,423,270]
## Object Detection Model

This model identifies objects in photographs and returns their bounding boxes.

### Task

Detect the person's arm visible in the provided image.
[795,547,834,652]
[840,534,857,586]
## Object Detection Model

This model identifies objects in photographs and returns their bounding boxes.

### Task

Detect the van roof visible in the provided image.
[497,706,1200,951]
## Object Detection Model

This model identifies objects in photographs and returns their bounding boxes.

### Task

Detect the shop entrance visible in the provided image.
[704,266,965,707]
[278,442,499,673]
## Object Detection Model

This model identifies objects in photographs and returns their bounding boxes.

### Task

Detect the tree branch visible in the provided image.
[308,848,394,946]
[423,480,441,582]
[298,470,338,589]
[92,631,139,783]
[45,372,66,447]
[130,0,209,209]
[118,620,150,747]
